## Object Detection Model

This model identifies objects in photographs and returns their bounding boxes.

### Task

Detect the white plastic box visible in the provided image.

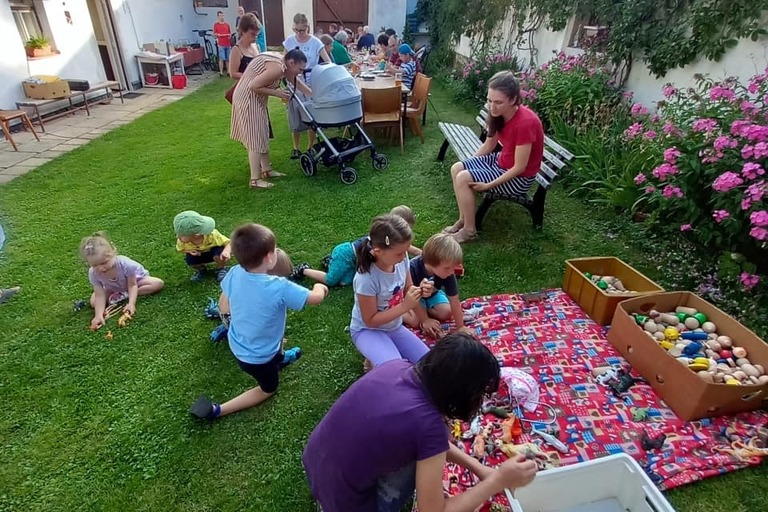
[508,454,675,512]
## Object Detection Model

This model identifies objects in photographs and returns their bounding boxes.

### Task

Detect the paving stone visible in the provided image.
[0,151,33,168]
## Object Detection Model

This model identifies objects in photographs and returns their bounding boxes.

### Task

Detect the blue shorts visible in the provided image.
[420,290,449,310]
[185,245,224,266]
[218,46,231,61]
[326,242,357,287]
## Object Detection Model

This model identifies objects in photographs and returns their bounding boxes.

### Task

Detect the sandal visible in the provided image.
[262,170,286,178]
[451,228,477,243]
[249,178,274,189]
[442,220,464,234]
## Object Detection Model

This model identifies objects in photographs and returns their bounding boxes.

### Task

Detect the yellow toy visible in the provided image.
[664,327,679,341]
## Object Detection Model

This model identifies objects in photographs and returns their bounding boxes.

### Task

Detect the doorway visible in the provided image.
[241,0,284,47]
[312,0,368,33]
[86,0,128,89]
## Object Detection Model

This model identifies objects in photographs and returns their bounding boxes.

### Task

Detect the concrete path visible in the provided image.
[0,72,219,184]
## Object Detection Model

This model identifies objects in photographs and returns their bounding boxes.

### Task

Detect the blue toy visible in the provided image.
[210,323,227,343]
[681,331,708,341]
[681,341,703,357]
[204,298,220,319]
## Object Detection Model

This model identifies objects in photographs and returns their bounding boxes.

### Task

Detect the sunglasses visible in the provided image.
[293,27,308,33]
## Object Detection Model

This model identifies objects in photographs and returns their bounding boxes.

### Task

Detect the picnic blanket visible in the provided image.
[428,289,768,510]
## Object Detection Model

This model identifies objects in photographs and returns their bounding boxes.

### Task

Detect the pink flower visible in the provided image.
[651,114,660,123]
[645,185,656,194]
[680,224,692,231]
[749,227,768,241]
[709,85,736,102]
[663,146,681,164]
[634,173,647,185]
[712,172,744,192]
[712,210,730,223]
[742,162,766,180]
[623,122,644,140]
[741,101,758,115]
[643,130,657,140]
[742,196,754,210]
[746,181,765,202]
[662,84,677,98]
[662,121,681,137]
[701,148,725,164]
[750,210,768,227]
[662,184,684,199]
[623,91,634,100]
[692,118,718,133]
[652,163,679,181]
[743,124,768,143]
[731,119,751,137]
[714,135,738,152]
[740,272,760,291]
[746,142,768,159]
[631,103,649,116]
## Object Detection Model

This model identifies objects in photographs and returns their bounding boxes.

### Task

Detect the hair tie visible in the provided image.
[385,236,390,246]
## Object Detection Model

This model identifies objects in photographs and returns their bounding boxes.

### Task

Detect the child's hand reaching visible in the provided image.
[124,303,136,316]
[403,286,423,310]
[420,318,443,339]
[90,316,105,330]
[419,278,435,298]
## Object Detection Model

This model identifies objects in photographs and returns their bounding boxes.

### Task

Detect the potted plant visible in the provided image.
[25,36,51,58]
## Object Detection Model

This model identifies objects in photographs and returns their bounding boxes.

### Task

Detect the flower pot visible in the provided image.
[26,44,51,58]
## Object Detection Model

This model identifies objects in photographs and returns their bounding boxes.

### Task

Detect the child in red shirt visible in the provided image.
[213,11,232,76]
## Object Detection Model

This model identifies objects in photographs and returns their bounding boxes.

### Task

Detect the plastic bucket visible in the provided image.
[145,73,159,86]
[171,74,187,89]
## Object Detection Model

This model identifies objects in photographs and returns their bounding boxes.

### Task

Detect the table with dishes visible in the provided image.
[353,69,411,118]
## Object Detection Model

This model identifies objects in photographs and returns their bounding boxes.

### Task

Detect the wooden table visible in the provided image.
[355,75,411,118]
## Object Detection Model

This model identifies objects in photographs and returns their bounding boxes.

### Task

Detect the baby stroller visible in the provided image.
[290,63,389,185]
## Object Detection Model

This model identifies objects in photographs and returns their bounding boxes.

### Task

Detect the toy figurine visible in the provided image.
[73,299,86,312]
[640,430,666,451]
[204,297,220,319]
[609,369,638,396]
[631,407,649,422]
[482,405,509,418]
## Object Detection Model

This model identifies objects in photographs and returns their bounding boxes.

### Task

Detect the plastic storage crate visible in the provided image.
[563,257,664,325]
[508,453,675,512]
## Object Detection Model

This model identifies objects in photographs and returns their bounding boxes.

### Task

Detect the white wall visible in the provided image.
[0,0,105,110]
[109,0,238,87]
[369,0,406,36]
[282,0,312,42]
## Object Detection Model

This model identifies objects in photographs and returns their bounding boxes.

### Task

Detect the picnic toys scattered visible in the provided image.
[583,272,634,294]
[634,306,768,386]
[88,303,134,333]
[118,310,133,327]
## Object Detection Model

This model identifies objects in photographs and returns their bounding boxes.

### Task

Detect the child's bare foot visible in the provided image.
[442,220,464,234]
[363,359,373,372]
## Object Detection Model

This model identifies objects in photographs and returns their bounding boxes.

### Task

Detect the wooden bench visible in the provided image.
[16,81,123,132]
[437,106,574,229]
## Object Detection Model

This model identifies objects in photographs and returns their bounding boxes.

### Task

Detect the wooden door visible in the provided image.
[241,0,284,47]
[312,0,368,33]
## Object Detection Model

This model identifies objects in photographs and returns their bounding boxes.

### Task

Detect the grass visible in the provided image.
[0,78,765,511]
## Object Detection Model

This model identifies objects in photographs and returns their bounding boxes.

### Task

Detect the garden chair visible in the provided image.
[405,73,432,143]
[361,86,403,154]
[0,110,40,151]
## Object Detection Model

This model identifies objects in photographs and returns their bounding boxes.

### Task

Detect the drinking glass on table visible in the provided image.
[395,72,403,87]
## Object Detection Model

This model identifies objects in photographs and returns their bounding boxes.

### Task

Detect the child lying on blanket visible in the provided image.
[404,233,472,339]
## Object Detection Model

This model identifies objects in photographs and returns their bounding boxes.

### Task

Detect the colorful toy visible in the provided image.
[501,416,522,443]
[631,407,650,422]
[73,299,86,312]
[117,311,133,328]
[204,297,220,319]
[640,430,666,451]
[104,330,113,341]
[531,428,569,453]
[482,405,509,418]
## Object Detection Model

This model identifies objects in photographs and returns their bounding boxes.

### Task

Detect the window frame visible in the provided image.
[10,0,44,44]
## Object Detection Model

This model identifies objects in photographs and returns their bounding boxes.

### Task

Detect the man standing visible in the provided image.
[213,10,232,76]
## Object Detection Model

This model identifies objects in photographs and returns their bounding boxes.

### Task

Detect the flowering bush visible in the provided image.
[630,72,768,283]
[454,52,522,107]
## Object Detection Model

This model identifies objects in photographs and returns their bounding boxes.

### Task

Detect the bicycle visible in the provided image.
[193,29,219,71]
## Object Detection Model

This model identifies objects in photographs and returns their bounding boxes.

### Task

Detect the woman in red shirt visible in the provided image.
[445,71,544,243]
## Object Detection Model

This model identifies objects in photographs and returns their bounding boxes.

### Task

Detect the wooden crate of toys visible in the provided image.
[607,291,768,420]
[563,257,664,325]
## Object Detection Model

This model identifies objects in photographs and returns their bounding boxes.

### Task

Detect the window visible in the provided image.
[201,0,229,7]
[11,0,43,43]
[567,13,608,50]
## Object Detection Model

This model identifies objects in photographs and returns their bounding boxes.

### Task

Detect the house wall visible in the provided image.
[0,0,105,110]
[109,0,239,88]
[369,0,406,35]
[282,0,312,41]
[455,13,768,108]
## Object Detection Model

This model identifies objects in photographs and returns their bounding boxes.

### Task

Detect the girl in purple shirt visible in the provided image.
[80,232,164,330]
[303,333,538,512]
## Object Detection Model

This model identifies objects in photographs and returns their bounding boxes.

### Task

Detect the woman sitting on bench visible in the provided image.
[444,71,544,243]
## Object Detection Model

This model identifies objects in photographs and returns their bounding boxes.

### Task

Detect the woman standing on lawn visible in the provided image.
[303,332,537,512]
[444,71,544,242]
[231,49,309,189]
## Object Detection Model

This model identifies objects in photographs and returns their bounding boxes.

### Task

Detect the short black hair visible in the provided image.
[230,223,276,270]
[377,34,389,46]
[285,48,308,64]
[385,28,396,37]
[216,11,223,15]
[416,332,500,421]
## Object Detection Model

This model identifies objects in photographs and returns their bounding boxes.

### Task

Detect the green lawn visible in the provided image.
[0,79,765,511]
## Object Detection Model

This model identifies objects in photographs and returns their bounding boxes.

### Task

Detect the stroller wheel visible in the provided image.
[372,153,389,171]
[340,167,358,185]
[299,153,318,177]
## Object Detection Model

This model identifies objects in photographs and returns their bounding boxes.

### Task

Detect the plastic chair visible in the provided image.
[406,74,432,143]
[362,86,403,153]
[0,110,40,151]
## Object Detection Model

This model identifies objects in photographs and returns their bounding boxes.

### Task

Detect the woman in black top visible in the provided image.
[229,13,261,78]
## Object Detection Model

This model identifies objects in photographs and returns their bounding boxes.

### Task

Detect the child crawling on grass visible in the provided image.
[294,205,421,287]
[80,232,164,330]
[190,223,328,419]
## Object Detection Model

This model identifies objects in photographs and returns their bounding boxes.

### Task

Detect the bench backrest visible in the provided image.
[475,106,574,190]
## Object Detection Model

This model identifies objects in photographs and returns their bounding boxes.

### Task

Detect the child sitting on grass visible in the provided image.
[404,233,471,339]
[349,214,429,368]
[80,232,164,330]
[190,223,328,420]
[295,205,421,287]
[173,210,231,283]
